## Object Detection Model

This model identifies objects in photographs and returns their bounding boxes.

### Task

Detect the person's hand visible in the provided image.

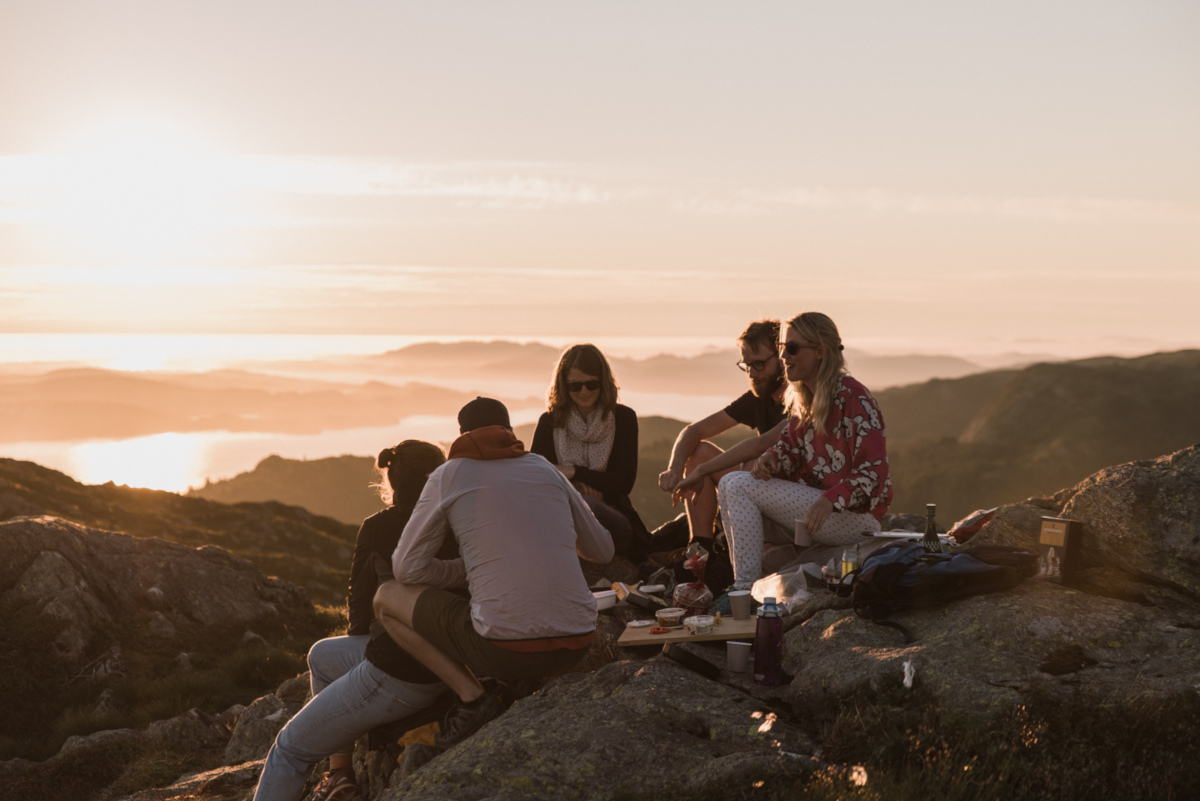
[658,466,683,493]
[750,451,779,480]
[575,482,603,500]
[804,495,834,536]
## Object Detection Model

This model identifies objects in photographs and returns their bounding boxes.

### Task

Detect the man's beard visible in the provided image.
[751,369,785,399]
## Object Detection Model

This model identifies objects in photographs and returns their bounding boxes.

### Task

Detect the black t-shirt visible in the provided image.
[351,503,455,684]
[722,390,786,435]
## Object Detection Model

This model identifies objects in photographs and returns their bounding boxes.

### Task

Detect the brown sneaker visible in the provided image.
[311,767,362,801]
[433,691,506,749]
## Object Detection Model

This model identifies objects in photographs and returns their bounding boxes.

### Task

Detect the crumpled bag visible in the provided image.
[750,564,815,614]
[671,541,714,615]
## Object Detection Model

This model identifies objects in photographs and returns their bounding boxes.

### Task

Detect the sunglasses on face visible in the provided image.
[735,355,776,374]
[780,341,821,356]
[567,380,601,392]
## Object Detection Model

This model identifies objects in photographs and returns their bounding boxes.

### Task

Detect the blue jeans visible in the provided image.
[252,636,445,801]
[307,635,369,696]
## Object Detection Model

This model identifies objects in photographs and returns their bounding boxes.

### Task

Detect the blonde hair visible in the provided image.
[782,312,847,434]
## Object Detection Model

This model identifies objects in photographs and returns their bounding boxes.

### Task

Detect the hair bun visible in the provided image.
[377,447,395,469]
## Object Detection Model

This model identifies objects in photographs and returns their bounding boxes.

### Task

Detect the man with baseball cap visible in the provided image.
[374,397,613,748]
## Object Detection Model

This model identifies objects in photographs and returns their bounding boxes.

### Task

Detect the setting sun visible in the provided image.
[31,114,238,272]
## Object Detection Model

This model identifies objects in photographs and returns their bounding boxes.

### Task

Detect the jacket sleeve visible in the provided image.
[530,413,556,463]
[345,518,377,635]
[391,472,467,589]
[573,405,638,497]
[822,388,891,516]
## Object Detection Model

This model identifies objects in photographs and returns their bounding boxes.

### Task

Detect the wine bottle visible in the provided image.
[922,503,943,553]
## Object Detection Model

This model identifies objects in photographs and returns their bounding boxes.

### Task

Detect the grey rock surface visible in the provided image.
[224,694,299,765]
[380,659,816,801]
[0,516,313,666]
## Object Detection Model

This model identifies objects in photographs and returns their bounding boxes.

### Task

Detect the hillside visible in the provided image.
[878,349,1200,520]
[186,350,1200,530]
[0,458,358,605]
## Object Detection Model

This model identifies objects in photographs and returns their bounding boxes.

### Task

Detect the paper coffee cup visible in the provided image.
[727,640,752,672]
[728,590,752,620]
[794,518,813,547]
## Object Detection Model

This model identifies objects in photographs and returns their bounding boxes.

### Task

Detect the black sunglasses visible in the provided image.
[780,341,821,356]
[735,355,776,373]
[567,380,601,392]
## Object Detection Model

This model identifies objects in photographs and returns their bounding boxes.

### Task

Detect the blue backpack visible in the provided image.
[850,541,1038,642]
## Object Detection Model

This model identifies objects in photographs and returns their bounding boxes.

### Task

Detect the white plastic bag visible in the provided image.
[750,564,815,614]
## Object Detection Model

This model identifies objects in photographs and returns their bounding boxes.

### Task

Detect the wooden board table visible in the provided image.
[616,616,757,647]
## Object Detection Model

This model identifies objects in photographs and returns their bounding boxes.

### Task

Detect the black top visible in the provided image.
[723,390,786,435]
[530,404,648,543]
[350,499,452,684]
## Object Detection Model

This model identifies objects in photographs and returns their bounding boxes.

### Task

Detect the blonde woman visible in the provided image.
[717,312,892,592]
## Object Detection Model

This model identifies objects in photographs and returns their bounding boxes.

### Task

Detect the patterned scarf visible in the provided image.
[553,407,616,471]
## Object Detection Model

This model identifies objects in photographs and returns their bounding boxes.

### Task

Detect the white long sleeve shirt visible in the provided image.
[392,451,614,641]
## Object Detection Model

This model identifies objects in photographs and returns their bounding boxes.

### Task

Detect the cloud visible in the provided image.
[680,186,1200,224]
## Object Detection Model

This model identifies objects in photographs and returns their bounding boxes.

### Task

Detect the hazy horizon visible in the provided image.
[2,2,1197,354]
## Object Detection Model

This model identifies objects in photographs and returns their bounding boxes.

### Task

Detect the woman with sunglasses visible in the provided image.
[716,312,893,593]
[531,343,649,558]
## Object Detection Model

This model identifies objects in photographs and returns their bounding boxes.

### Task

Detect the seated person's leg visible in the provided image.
[252,660,443,801]
[374,581,485,704]
[761,516,803,575]
[720,472,832,590]
[680,440,725,544]
[307,634,369,697]
[582,496,633,554]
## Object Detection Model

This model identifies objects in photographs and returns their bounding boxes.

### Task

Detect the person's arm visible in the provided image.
[821,389,890,515]
[391,472,467,589]
[345,518,377,635]
[658,410,738,493]
[572,405,638,497]
[559,470,615,563]
[675,417,790,492]
[530,413,556,463]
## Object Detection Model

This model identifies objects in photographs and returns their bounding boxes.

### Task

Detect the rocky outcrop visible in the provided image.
[382,659,816,801]
[0,516,312,662]
[968,444,1200,604]
[6,446,1200,801]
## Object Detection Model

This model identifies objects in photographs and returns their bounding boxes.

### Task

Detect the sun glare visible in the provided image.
[35,114,237,271]
[71,432,203,493]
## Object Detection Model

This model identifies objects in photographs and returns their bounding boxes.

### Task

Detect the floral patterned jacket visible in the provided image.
[768,375,892,523]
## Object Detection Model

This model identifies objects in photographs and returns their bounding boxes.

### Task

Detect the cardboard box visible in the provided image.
[1036,517,1082,584]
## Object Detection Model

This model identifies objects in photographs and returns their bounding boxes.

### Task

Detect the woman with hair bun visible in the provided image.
[254,439,449,801]
[531,343,649,558]
[716,312,893,594]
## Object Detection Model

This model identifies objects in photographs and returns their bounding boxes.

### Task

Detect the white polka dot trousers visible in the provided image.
[718,471,880,590]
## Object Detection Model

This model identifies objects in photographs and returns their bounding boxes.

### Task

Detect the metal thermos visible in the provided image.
[753,596,784,686]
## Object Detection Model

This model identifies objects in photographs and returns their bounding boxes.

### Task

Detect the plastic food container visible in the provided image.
[683,615,714,635]
[655,607,686,628]
[593,590,618,610]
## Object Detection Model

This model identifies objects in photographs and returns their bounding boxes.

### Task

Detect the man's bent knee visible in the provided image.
[374,580,426,623]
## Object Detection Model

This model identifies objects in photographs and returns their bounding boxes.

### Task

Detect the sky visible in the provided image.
[1,1,1198,357]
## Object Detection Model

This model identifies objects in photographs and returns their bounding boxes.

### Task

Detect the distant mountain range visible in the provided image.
[189,350,1200,528]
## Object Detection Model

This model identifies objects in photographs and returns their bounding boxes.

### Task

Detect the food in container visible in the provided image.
[655,607,686,628]
[593,589,618,610]
[683,615,714,635]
